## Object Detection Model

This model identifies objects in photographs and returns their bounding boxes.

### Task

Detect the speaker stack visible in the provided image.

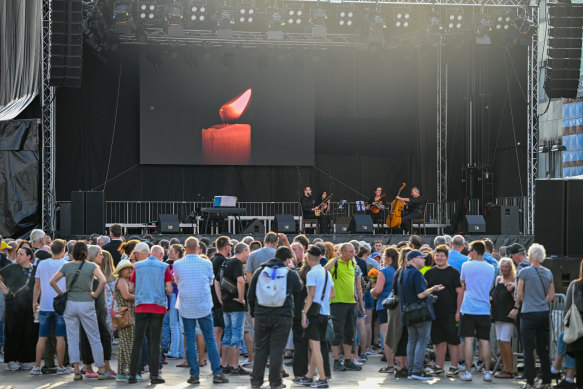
[543,2,583,99]
[50,0,83,87]
[70,191,105,235]
[348,215,374,234]
[274,214,297,233]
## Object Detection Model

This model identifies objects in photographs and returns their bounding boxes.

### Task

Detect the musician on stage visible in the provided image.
[396,187,425,233]
[366,187,386,222]
[300,186,331,234]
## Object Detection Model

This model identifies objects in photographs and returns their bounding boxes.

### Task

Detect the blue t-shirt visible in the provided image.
[448,249,469,272]
[305,264,334,316]
[376,266,396,310]
[460,260,496,315]
[398,266,435,323]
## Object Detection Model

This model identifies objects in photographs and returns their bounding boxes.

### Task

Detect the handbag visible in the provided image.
[564,283,583,344]
[111,280,134,329]
[382,270,402,310]
[53,261,85,314]
[307,268,329,317]
[220,261,238,295]
[398,269,432,326]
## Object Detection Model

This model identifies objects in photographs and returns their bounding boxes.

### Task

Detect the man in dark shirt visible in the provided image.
[211,236,231,355]
[396,187,425,233]
[103,224,123,266]
[300,186,330,234]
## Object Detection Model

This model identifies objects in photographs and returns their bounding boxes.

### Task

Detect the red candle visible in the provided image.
[202,124,251,164]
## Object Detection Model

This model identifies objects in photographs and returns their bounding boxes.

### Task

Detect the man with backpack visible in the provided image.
[248,247,303,389]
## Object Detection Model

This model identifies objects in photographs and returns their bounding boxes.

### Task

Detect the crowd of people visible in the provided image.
[0,224,582,389]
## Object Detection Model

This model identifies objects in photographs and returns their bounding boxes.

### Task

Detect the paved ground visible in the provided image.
[0,347,529,389]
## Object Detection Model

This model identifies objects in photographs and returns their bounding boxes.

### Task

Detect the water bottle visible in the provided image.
[34,308,40,323]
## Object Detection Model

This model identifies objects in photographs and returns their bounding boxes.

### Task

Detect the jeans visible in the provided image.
[557,332,576,369]
[129,313,164,377]
[521,311,551,385]
[161,312,170,352]
[183,314,222,376]
[292,319,309,377]
[222,311,245,348]
[407,320,432,374]
[166,294,184,358]
[251,315,292,387]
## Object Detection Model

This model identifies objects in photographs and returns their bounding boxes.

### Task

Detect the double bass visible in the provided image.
[386,183,406,228]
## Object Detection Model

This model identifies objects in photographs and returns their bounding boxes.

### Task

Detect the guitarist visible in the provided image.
[396,187,425,233]
[366,187,386,222]
[300,186,331,234]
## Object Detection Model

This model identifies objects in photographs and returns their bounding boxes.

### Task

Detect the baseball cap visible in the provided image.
[0,241,11,250]
[406,250,428,261]
[508,243,525,255]
[370,252,381,259]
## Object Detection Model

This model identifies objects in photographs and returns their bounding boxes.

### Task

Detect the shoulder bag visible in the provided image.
[306,269,329,317]
[398,269,432,326]
[382,270,402,310]
[111,279,134,329]
[564,283,583,344]
[220,260,239,295]
[53,261,85,314]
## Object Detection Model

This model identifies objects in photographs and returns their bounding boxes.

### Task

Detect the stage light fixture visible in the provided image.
[446,8,463,30]
[267,9,285,40]
[237,1,255,23]
[188,1,207,23]
[475,16,492,44]
[426,11,443,33]
[167,3,184,26]
[217,10,235,27]
[138,2,157,21]
[495,14,512,30]
[393,7,410,28]
[338,8,354,27]
[310,8,327,27]
[368,10,387,43]
[112,1,130,23]
[284,5,305,28]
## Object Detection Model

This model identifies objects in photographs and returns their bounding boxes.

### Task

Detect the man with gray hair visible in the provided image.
[97,236,110,248]
[133,242,150,262]
[30,229,51,263]
[448,235,469,272]
[433,236,447,248]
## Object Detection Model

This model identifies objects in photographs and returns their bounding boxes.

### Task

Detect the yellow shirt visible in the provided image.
[327,258,356,304]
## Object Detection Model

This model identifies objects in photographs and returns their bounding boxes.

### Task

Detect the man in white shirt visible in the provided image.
[173,237,229,385]
[31,239,70,375]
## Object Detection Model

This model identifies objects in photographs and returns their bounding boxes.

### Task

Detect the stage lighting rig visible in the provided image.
[368,9,387,43]
[475,16,492,44]
[187,0,207,26]
[494,11,512,31]
[338,8,355,27]
[216,2,235,38]
[393,7,410,28]
[217,10,235,27]
[138,1,159,23]
[310,7,328,38]
[166,1,185,37]
[266,9,285,40]
[426,11,443,34]
[284,3,305,28]
[112,0,132,34]
[446,8,463,30]
[237,1,255,24]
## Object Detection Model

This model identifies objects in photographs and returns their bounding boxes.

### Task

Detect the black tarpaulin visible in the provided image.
[0,120,39,237]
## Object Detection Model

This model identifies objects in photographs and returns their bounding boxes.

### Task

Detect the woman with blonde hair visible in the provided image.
[490,257,516,378]
[100,250,116,333]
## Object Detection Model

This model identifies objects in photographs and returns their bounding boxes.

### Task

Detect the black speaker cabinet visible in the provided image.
[241,219,266,235]
[348,214,374,234]
[158,214,179,234]
[50,0,83,87]
[85,191,105,235]
[334,217,350,234]
[274,214,296,233]
[565,180,583,257]
[535,179,566,256]
[463,215,486,234]
[486,205,520,235]
[58,203,71,237]
[70,191,85,235]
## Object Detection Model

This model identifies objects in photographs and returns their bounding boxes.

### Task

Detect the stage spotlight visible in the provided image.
[216,3,235,39]
[338,8,355,27]
[446,8,463,30]
[237,1,255,23]
[167,2,184,37]
[267,9,284,40]
[138,2,157,22]
[310,7,328,38]
[188,0,207,24]
[426,11,443,33]
[495,14,512,30]
[284,5,305,29]
[393,7,411,28]
[112,0,132,34]
[217,10,235,27]
[475,17,492,44]
[368,10,387,43]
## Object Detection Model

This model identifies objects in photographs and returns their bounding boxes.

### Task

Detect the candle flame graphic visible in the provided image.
[219,88,252,123]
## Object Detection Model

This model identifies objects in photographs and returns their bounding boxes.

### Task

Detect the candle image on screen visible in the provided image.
[202,88,252,164]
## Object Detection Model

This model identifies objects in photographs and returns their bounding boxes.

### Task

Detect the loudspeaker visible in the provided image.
[486,206,520,235]
[543,257,581,295]
[85,191,105,235]
[241,219,266,235]
[565,180,583,256]
[348,214,374,234]
[59,203,71,237]
[157,214,179,234]
[535,179,566,256]
[50,0,83,87]
[334,217,350,234]
[544,3,583,99]
[70,191,85,235]
[463,215,486,234]
[274,214,296,233]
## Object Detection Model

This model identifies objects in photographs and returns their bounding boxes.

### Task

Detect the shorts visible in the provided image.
[244,310,253,333]
[557,332,576,369]
[330,303,356,347]
[306,314,328,342]
[459,314,491,340]
[377,308,388,324]
[221,311,245,347]
[494,321,514,342]
[212,307,225,329]
[364,291,375,310]
[431,316,460,345]
[39,310,67,337]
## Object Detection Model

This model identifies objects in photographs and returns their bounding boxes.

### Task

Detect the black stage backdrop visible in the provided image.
[55,41,527,203]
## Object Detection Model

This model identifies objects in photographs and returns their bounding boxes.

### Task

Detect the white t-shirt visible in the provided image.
[305,264,334,316]
[35,258,68,311]
[460,259,495,315]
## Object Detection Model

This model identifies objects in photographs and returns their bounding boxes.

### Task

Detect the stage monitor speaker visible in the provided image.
[486,205,520,235]
[50,0,83,87]
[158,214,179,234]
[535,179,566,256]
[241,219,266,235]
[565,180,583,256]
[348,214,374,234]
[70,191,85,235]
[59,203,71,237]
[85,191,105,235]
[334,217,350,234]
[543,3,583,99]
[274,214,296,233]
[463,215,486,234]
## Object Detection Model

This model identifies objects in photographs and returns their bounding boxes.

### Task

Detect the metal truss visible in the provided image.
[436,38,448,224]
[526,5,538,235]
[41,0,56,233]
[259,0,529,7]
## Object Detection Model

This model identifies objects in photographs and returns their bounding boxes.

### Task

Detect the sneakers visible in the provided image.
[446,366,460,377]
[333,360,346,372]
[116,374,129,382]
[555,379,577,389]
[343,360,362,371]
[57,366,75,375]
[293,376,314,386]
[187,374,200,384]
[395,368,409,378]
[73,373,83,381]
[461,371,473,381]
[98,371,115,380]
[242,358,254,368]
[150,375,165,384]
[20,362,33,370]
[230,366,251,375]
[311,379,329,388]
[213,373,229,384]
[351,358,363,367]
[7,361,21,371]
[30,366,42,375]
[483,371,492,382]
[432,366,444,375]
[411,371,433,380]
